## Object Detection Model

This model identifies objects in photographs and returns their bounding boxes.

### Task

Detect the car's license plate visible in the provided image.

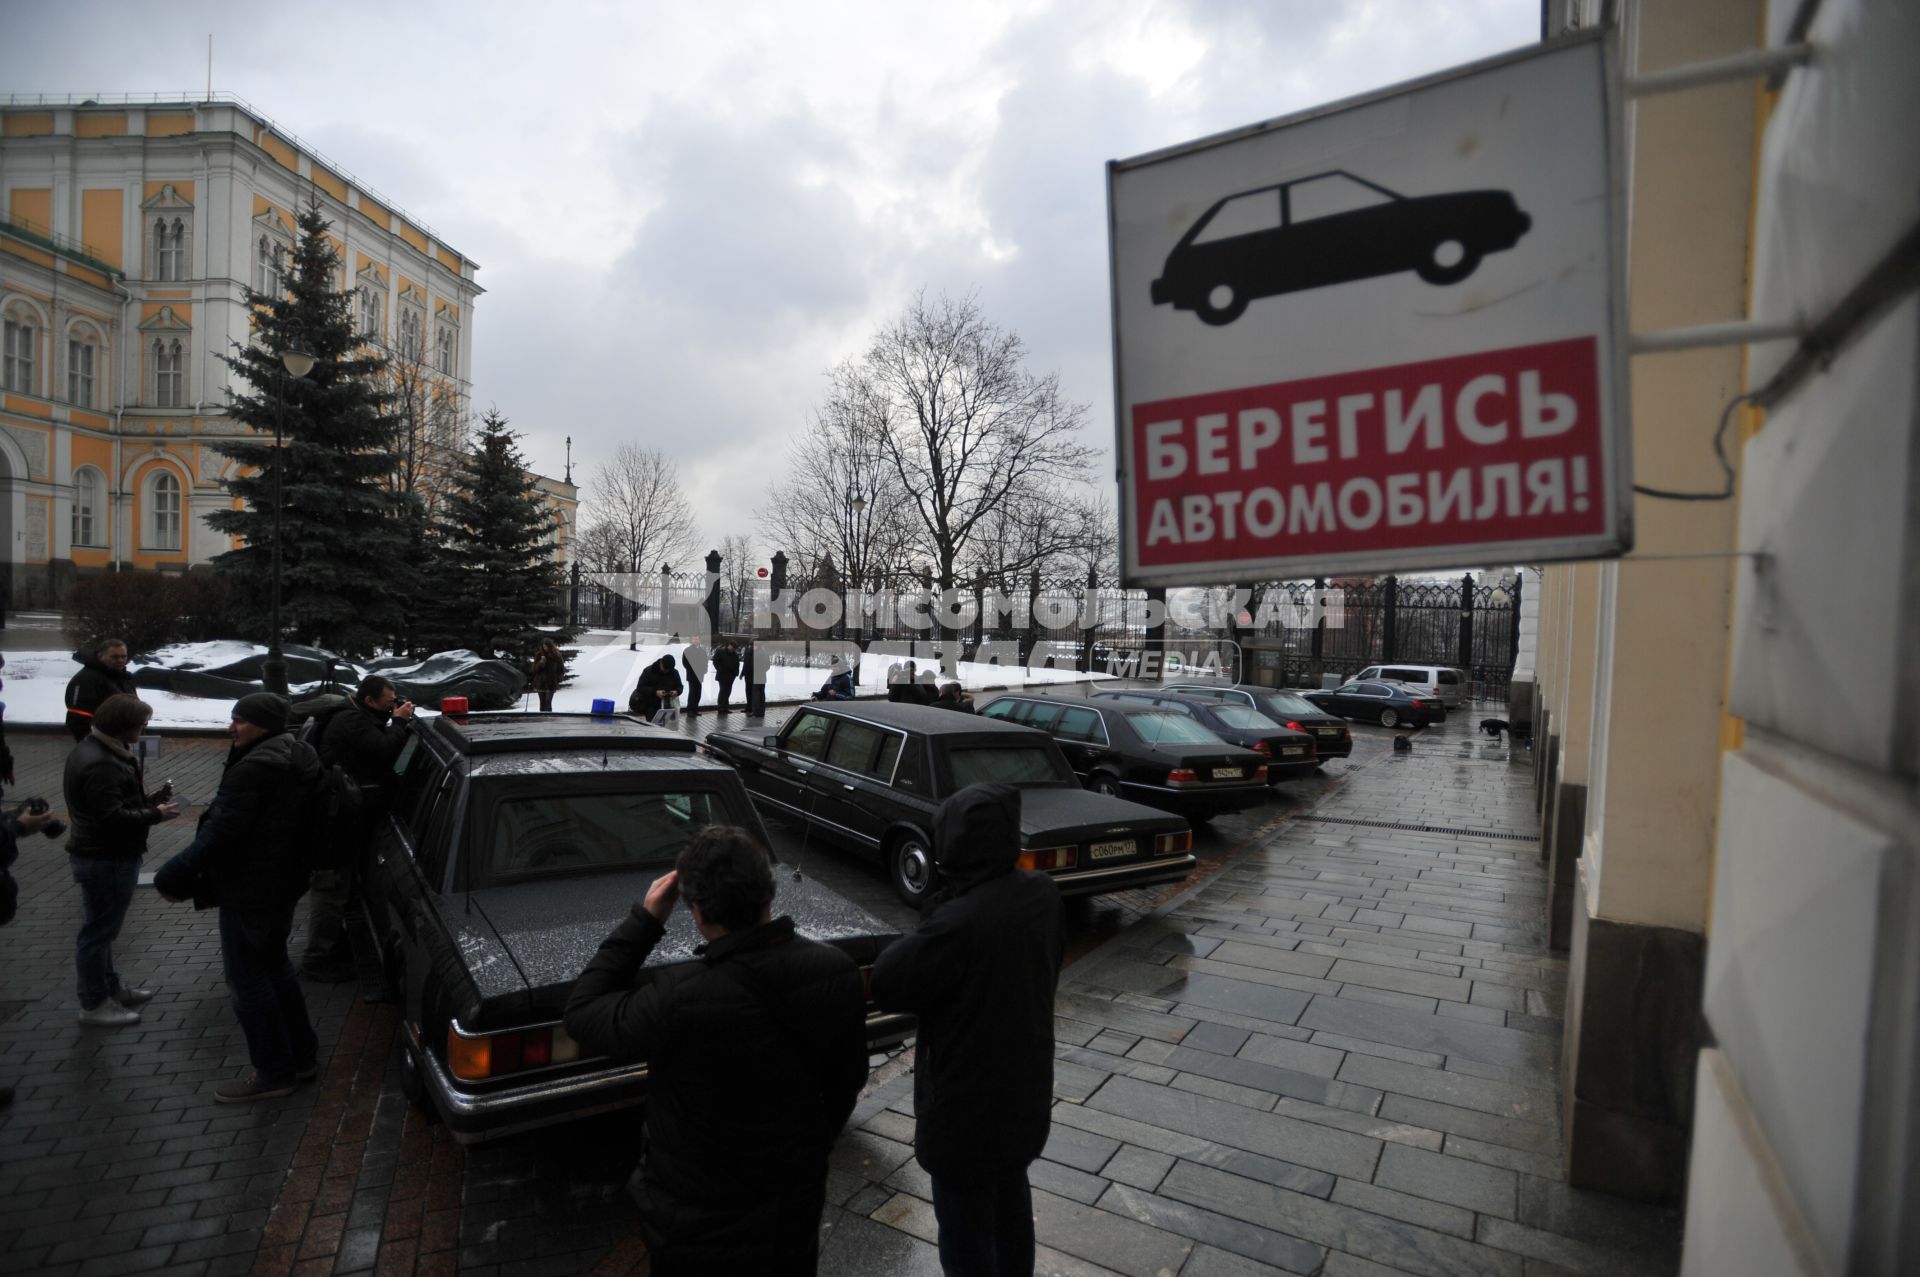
[1317,728,1340,736]
[1282,747,1307,756]
[1212,767,1243,780]
[1090,839,1135,860]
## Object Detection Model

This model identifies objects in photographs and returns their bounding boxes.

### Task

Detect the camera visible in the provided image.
[154,780,174,804]
[20,797,67,839]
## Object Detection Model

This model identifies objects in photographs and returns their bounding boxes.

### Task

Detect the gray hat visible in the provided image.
[233,692,289,733]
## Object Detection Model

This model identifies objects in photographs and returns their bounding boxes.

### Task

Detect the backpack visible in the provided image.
[291,693,353,750]
[299,760,366,871]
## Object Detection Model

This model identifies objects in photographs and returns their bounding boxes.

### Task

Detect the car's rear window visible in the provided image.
[487,789,729,882]
[945,746,1071,789]
[1261,693,1322,718]
[1211,704,1276,730]
[1125,711,1221,745]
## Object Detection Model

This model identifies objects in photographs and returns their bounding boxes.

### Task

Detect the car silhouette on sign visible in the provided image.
[1149,170,1532,326]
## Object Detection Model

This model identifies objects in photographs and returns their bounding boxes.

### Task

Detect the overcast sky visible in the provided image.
[3,0,1538,565]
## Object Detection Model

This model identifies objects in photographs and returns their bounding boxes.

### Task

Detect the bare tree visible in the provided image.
[717,531,759,632]
[758,360,918,589]
[584,444,700,576]
[859,292,1097,588]
[383,322,468,518]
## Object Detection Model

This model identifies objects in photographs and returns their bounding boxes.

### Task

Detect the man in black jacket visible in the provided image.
[62,637,136,742]
[681,638,708,716]
[155,693,323,1103]
[300,675,414,981]
[628,655,683,723]
[871,784,1064,1276]
[711,641,741,713]
[564,826,867,1276]
[64,693,182,1026]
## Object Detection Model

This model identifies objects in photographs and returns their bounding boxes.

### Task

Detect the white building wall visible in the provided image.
[1682,0,1920,1272]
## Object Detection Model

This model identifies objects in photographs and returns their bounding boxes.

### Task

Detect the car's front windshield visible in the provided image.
[487,788,733,882]
[945,745,1073,790]
[1125,711,1222,746]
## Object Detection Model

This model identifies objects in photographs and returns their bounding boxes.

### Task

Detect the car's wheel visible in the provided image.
[1196,282,1249,326]
[887,831,937,908]
[1416,238,1482,285]
[1379,708,1401,728]
[1091,773,1123,798]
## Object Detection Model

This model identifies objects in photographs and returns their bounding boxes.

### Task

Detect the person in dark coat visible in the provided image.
[629,655,684,722]
[299,675,415,981]
[528,638,566,712]
[812,658,855,701]
[711,641,741,713]
[871,784,1064,1276]
[63,637,136,742]
[564,826,867,1276]
[681,638,708,716]
[155,693,323,1103]
[912,665,941,704]
[933,683,975,713]
[742,640,766,717]
[63,693,182,1026]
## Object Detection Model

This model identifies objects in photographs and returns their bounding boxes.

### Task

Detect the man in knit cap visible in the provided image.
[156,693,324,1102]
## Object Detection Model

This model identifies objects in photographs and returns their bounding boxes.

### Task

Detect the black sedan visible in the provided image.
[979,693,1272,814]
[360,712,913,1143]
[1091,690,1318,780]
[705,701,1196,908]
[1150,169,1532,325]
[1304,680,1446,729]
[1164,684,1354,761]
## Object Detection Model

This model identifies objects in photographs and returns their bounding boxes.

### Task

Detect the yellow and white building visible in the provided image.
[0,93,572,607]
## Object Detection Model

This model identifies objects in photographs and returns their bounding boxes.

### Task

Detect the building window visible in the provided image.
[154,338,186,408]
[72,467,103,547]
[254,235,291,294]
[398,306,423,361]
[148,471,182,551]
[360,287,383,340]
[153,217,187,281]
[436,324,455,375]
[68,336,97,406]
[3,317,35,394]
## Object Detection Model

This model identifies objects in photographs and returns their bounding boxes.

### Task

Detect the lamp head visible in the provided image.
[281,347,316,379]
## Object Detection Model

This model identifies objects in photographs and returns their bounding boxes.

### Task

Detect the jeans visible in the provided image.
[930,1168,1035,1277]
[220,903,318,1081]
[72,855,140,1008]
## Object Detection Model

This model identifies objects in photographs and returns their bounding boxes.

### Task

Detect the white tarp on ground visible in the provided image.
[2,634,1112,729]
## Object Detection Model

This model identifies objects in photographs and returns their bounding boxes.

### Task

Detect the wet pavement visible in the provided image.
[0,698,1680,1275]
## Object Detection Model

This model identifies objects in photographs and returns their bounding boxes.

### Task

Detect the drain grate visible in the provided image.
[1297,814,1539,844]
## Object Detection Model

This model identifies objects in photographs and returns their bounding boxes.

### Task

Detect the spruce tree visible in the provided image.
[437,409,565,658]
[209,200,415,657]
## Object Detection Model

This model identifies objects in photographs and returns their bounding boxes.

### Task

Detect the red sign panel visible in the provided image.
[1130,337,1606,570]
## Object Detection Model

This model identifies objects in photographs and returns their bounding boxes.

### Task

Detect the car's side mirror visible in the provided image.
[764,734,780,749]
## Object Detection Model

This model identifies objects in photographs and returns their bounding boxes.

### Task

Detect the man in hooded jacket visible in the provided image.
[63,637,136,742]
[629,655,684,722]
[871,784,1064,1276]
[155,693,324,1103]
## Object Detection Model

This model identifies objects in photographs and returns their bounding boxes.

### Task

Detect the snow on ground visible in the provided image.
[2,634,1112,730]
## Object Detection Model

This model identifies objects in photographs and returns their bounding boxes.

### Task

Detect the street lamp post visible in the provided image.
[262,345,315,697]
[851,494,867,646]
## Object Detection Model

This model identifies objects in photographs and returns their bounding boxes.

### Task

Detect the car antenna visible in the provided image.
[790,772,823,883]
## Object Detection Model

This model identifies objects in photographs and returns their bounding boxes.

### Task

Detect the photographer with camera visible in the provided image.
[62,693,180,1028]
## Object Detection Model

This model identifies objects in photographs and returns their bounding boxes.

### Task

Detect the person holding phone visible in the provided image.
[63,693,181,1026]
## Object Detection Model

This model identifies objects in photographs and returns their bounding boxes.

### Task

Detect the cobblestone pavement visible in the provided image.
[0,700,1668,1276]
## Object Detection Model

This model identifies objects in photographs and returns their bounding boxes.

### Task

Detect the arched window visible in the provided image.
[399,306,422,361]
[436,324,455,375]
[2,309,36,394]
[148,470,182,551]
[72,467,104,547]
[153,217,187,281]
[67,329,99,407]
[154,338,185,408]
[360,287,383,340]
[256,235,275,293]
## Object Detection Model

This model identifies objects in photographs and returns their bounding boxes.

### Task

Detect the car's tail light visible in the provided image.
[447,1021,580,1081]
[1252,765,1268,781]
[1285,720,1306,732]
[1154,829,1193,854]
[1167,767,1200,785]
[1018,845,1077,871]
[1251,740,1272,756]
